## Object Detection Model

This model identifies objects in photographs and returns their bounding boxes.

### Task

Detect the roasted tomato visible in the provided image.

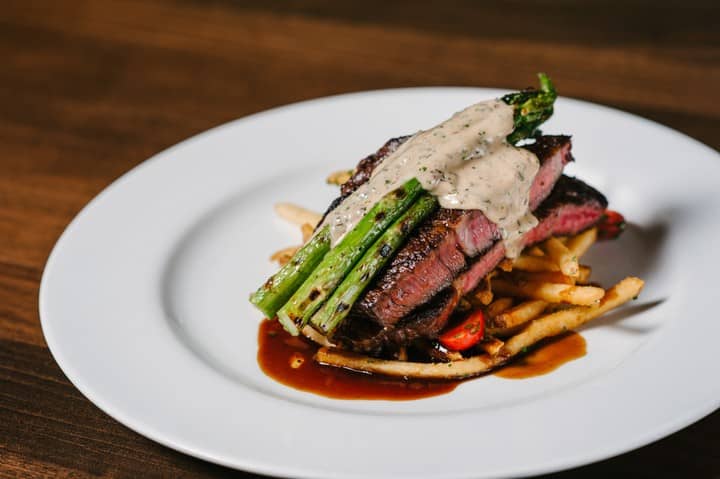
[598,210,626,240]
[438,310,485,351]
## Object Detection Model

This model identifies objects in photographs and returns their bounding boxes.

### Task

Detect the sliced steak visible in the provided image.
[335,175,608,353]
[453,175,608,294]
[355,136,573,327]
[339,287,461,355]
[522,174,609,244]
[526,135,575,207]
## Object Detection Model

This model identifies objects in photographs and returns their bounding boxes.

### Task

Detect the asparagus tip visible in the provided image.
[537,73,556,97]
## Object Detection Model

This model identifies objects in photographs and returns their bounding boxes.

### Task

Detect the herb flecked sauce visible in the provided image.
[318,99,539,258]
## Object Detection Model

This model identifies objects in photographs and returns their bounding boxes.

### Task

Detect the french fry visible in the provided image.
[492,278,605,306]
[566,227,597,259]
[326,169,354,186]
[500,277,644,357]
[274,203,322,227]
[476,290,493,306]
[301,223,314,243]
[497,259,514,272]
[526,245,545,257]
[491,300,548,328]
[478,337,504,356]
[444,350,464,361]
[486,324,525,338]
[472,273,495,305]
[316,347,496,379]
[301,325,336,347]
[544,303,575,314]
[576,265,592,284]
[486,299,548,337]
[512,254,559,272]
[456,297,473,312]
[542,237,579,277]
[269,245,300,266]
[485,297,514,318]
[509,266,589,285]
[507,270,575,285]
[396,346,408,361]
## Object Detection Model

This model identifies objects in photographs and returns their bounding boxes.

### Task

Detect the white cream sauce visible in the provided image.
[320,99,539,258]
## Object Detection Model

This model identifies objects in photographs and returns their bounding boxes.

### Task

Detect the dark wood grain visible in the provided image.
[1,1,718,477]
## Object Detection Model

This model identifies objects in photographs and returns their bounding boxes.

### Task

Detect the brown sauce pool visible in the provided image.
[257,320,458,400]
[493,331,587,379]
[258,320,586,400]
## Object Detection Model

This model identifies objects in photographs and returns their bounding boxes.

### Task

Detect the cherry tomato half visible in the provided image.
[438,310,485,351]
[598,209,626,240]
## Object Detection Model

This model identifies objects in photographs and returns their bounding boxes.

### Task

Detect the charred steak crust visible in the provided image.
[340,136,411,197]
[337,287,460,355]
[536,174,607,212]
[524,135,573,164]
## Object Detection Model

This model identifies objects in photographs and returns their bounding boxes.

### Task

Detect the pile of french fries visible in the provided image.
[271,199,644,380]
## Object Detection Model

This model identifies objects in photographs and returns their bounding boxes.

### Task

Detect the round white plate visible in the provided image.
[40,88,720,478]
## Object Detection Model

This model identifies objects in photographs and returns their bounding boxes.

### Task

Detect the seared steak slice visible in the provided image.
[355,136,573,326]
[453,175,608,294]
[526,135,575,207]
[352,209,494,326]
[523,174,608,244]
[335,175,608,353]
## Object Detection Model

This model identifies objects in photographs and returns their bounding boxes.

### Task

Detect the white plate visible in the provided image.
[40,88,720,479]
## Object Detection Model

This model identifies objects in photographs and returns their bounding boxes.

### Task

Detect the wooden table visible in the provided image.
[2,1,718,477]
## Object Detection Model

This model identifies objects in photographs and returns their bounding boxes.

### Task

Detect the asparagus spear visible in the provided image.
[310,193,438,336]
[276,179,424,334]
[249,226,331,324]
[503,73,557,144]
